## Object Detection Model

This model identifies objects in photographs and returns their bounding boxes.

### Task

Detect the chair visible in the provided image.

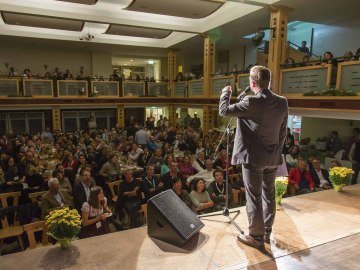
[0,192,24,255]
[28,191,46,222]
[140,204,147,224]
[28,191,46,204]
[107,180,122,203]
[232,188,246,206]
[23,221,49,250]
[288,184,296,196]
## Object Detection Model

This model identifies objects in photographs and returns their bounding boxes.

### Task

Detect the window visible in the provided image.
[7,112,45,134]
[62,110,117,132]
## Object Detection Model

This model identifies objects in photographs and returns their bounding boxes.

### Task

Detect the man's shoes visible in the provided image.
[237,234,265,249]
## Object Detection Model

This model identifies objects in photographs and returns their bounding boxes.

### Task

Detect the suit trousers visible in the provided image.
[242,164,277,241]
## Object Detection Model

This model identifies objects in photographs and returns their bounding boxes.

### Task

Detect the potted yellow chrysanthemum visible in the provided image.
[275,177,288,205]
[329,167,354,192]
[45,207,81,249]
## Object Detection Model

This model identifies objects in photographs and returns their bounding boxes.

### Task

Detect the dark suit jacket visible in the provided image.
[310,168,332,187]
[73,181,94,214]
[41,189,74,219]
[219,88,288,167]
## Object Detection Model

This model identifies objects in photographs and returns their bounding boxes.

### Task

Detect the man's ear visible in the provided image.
[251,80,256,88]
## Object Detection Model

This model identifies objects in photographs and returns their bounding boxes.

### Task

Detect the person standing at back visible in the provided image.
[219,65,288,249]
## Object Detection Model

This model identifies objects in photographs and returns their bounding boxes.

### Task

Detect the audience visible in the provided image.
[41,178,73,219]
[189,178,214,214]
[309,158,332,189]
[172,177,192,208]
[117,169,142,228]
[80,186,111,238]
[207,169,233,211]
[288,159,316,195]
[140,164,162,202]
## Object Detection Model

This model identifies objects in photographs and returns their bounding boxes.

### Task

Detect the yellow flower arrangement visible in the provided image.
[329,167,354,191]
[275,177,288,205]
[45,207,81,245]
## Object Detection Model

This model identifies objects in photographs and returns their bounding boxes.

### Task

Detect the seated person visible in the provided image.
[148,148,165,174]
[41,178,73,219]
[25,165,44,189]
[187,159,215,188]
[327,131,343,157]
[117,169,142,228]
[80,186,111,238]
[192,151,206,173]
[288,159,315,195]
[53,169,72,195]
[160,154,174,176]
[285,145,300,170]
[189,178,214,214]
[330,159,342,168]
[128,143,144,165]
[161,161,185,190]
[207,169,233,211]
[178,155,195,179]
[309,158,332,189]
[140,164,163,203]
[213,149,234,176]
[172,177,192,209]
[99,153,121,181]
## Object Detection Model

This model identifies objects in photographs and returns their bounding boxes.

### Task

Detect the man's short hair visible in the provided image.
[213,168,224,178]
[250,65,271,89]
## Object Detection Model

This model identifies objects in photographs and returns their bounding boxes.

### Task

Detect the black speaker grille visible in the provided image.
[149,190,204,240]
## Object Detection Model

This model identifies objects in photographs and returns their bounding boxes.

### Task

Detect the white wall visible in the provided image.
[301,117,360,147]
[0,43,113,77]
[312,17,360,58]
[91,51,112,78]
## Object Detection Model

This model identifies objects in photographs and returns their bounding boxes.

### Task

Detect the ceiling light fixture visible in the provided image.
[79,33,94,41]
[148,60,154,64]
[130,59,134,62]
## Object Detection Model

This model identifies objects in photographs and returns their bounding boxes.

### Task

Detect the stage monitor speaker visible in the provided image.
[147,190,204,246]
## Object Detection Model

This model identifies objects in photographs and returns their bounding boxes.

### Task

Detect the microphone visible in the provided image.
[237,86,251,100]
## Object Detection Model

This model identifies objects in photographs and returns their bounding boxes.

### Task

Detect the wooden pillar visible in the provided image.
[52,106,61,131]
[117,105,125,128]
[167,50,177,97]
[203,36,216,97]
[168,105,176,127]
[267,7,289,93]
[203,105,213,135]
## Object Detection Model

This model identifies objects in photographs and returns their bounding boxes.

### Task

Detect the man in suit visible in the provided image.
[73,169,94,214]
[309,157,332,189]
[41,178,73,219]
[219,65,288,249]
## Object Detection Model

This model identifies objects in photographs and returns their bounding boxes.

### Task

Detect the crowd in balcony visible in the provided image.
[0,67,169,84]
[283,45,360,69]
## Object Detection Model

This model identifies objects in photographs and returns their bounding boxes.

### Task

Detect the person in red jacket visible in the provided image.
[288,159,315,195]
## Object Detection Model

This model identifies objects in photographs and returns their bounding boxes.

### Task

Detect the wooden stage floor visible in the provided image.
[2,185,360,270]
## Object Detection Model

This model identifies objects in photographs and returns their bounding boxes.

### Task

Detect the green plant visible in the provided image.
[45,207,81,240]
[329,167,354,186]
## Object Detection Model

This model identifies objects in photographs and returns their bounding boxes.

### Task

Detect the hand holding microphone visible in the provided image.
[221,85,232,95]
